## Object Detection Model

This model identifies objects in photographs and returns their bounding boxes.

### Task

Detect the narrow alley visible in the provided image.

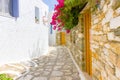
[0,0,120,80]
[17,47,81,80]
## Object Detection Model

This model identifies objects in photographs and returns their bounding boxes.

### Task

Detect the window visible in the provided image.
[0,0,19,18]
[35,7,39,23]
[0,0,10,16]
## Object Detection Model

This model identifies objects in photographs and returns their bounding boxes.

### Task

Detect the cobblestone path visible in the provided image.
[17,47,80,80]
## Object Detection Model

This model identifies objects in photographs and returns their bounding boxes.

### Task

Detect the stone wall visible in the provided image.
[66,16,86,71]
[57,0,120,79]
[56,32,61,46]
[91,0,120,80]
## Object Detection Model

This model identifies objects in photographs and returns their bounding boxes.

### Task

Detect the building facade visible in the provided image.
[0,0,49,65]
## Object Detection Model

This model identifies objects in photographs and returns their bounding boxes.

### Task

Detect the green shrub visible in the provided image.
[0,74,13,80]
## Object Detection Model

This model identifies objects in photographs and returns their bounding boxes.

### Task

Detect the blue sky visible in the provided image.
[43,0,58,11]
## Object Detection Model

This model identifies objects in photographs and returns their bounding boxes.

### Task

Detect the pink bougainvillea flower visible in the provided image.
[54,0,64,11]
[51,19,56,25]
[57,19,61,23]
[54,5,62,13]
[52,12,59,20]
[50,0,65,31]
[57,27,62,31]
[66,29,70,33]
[57,0,64,7]
[52,14,56,20]
[53,25,57,30]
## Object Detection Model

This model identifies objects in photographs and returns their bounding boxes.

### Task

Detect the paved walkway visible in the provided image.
[17,47,81,80]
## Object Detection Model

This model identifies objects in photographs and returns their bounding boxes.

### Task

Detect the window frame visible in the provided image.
[35,6,40,24]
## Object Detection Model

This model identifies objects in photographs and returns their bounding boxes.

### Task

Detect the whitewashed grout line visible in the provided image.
[15,60,39,80]
[65,46,86,80]
[7,64,25,70]
[0,70,21,80]
[15,63,30,80]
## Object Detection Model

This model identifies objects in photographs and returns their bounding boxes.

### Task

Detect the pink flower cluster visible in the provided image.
[50,0,70,33]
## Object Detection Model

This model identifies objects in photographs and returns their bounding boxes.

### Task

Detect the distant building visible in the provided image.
[48,11,56,46]
[0,0,49,65]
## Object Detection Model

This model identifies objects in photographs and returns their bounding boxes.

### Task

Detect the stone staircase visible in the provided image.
[0,61,37,80]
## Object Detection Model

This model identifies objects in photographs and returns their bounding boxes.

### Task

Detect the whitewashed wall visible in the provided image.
[0,0,49,65]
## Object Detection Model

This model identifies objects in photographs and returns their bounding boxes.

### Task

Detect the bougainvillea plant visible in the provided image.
[50,0,64,31]
[50,0,99,33]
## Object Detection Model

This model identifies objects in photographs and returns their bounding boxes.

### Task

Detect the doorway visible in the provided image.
[60,32,66,45]
[83,10,92,76]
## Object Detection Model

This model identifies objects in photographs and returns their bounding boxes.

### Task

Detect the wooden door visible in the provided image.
[60,32,66,45]
[84,10,92,76]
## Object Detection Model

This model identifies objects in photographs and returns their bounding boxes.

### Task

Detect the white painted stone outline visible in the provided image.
[65,46,86,80]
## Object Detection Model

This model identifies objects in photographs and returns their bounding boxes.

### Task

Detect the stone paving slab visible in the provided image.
[16,47,81,80]
[0,63,27,79]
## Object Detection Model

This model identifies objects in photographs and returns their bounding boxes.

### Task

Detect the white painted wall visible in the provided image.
[48,11,56,46]
[0,0,49,65]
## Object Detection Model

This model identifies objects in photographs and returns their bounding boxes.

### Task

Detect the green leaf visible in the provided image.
[0,74,13,80]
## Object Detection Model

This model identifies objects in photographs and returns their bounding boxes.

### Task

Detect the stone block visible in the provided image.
[101,35,108,42]
[105,8,114,22]
[93,18,99,24]
[78,33,83,38]
[115,67,120,79]
[109,43,120,54]
[107,32,115,40]
[114,26,120,36]
[107,74,119,80]
[96,60,105,70]
[91,30,103,35]
[99,55,107,64]
[105,64,115,75]
[100,0,106,8]
[91,44,99,49]
[103,4,108,13]
[110,16,120,29]
[92,34,108,42]
[92,52,99,60]
[116,56,120,68]
[104,55,114,68]
[92,35,101,41]
[107,32,120,42]
[104,43,110,49]
[95,23,103,31]
[103,48,109,56]
[113,7,120,18]
[101,18,106,25]
[91,47,96,53]
[111,0,120,10]
[116,7,120,15]
[101,70,108,80]
[109,50,117,66]
[103,22,110,34]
